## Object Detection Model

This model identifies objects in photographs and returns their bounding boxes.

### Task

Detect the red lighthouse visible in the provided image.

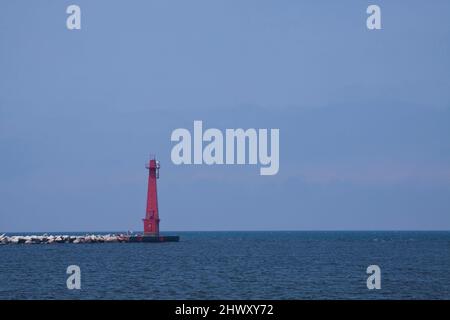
[143,158,160,235]
[128,156,179,242]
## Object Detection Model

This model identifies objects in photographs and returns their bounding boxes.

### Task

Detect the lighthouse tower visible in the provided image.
[143,157,160,235]
[128,156,178,242]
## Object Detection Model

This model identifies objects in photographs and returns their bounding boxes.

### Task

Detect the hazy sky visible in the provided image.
[1,0,450,232]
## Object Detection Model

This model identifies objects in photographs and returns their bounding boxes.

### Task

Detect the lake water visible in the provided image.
[0,231,449,299]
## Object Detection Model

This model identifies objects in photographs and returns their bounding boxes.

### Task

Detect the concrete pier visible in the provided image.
[0,233,179,245]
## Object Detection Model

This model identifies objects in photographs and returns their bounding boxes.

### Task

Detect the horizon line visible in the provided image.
[2,229,450,234]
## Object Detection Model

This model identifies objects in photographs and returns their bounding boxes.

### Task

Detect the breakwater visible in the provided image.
[0,233,129,244]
